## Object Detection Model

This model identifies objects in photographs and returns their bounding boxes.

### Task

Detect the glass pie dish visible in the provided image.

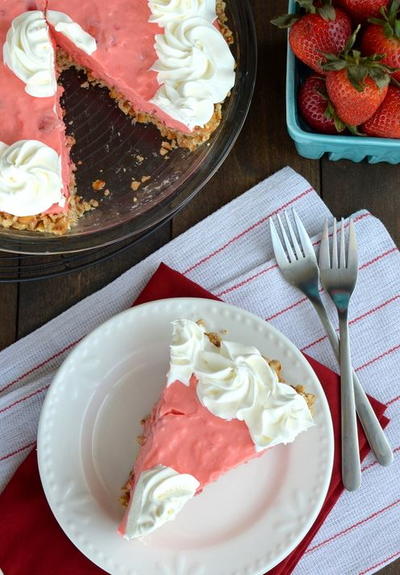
[0,0,257,255]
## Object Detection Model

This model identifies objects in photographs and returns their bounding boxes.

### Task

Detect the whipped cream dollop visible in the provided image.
[0,140,64,216]
[124,465,199,539]
[3,11,57,98]
[46,11,97,55]
[149,0,216,25]
[168,320,314,451]
[150,14,235,129]
[167,318,207,385]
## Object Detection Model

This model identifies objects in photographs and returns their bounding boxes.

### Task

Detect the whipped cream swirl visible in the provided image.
[3,11,57,98]
[0,140,64,216]
[149,0,216,25]
[46,11,97,55]
[124,465,199,539]
[169,320,314,451]
[167,318,208,385]
[150,15,235,129]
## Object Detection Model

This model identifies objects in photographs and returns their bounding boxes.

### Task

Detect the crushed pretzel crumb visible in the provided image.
[269,359,282,374]
[161,140,172,150]
[141,175,151,183]
[294,385,316,410]
[270,359,285,382]
[137,435,146,446]
[205,332,222,348]
[92,179,106,191]
[119,488,130,507]
[131,180,141,191]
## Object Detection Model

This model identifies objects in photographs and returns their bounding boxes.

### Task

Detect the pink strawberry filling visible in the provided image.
[119,375,263,536]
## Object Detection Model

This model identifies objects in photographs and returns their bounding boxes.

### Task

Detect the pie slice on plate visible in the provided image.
[119,319,315,539]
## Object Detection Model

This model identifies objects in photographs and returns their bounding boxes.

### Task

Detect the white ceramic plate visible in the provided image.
[38,298,334,575]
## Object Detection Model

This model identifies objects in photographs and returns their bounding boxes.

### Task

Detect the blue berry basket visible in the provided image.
[285,0,400,163]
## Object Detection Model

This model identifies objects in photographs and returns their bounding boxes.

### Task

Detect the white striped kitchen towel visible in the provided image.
[0,166,399,575]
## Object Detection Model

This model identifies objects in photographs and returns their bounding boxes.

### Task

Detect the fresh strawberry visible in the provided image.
[326,70,388,124]
[362,85,400,136]
[335,0,389,22]
[323,27,393,124]
[361,0,400,81]
[298,76,344,133]
[272,1,352,74]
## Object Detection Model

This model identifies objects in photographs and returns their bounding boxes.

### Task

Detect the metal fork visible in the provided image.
[270,210,393,469]
[319,218,360,490]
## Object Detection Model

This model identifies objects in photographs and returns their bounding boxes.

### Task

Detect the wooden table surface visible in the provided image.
[1,1,398,573]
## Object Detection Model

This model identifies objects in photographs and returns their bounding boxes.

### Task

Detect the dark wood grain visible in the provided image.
[0,256,18,349]
[379,564,400,575]
[0,0,398,573]
[0,283,17,349]
[321,158,400,245]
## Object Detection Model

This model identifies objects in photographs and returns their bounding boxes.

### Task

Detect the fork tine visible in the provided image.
[332,219,338,269]
[347,218,358,270]
[292,208,317,261]
[276,213,296,262]
[319,218,331,269]
[340,218,346,268]
[270,218,290,267]
[284,211,303,259]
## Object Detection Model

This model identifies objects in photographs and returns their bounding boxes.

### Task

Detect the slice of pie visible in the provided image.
[0,1,235,234]
[119,319,315,539]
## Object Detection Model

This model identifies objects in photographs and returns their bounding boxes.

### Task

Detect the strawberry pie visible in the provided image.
[119,319,315,539]
[0,1,235,234]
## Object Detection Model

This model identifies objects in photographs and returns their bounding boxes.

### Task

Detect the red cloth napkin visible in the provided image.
[0,263,389,575]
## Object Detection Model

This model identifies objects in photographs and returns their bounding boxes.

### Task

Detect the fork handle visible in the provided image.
[338,312,361,491]
[312,300,393,467]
